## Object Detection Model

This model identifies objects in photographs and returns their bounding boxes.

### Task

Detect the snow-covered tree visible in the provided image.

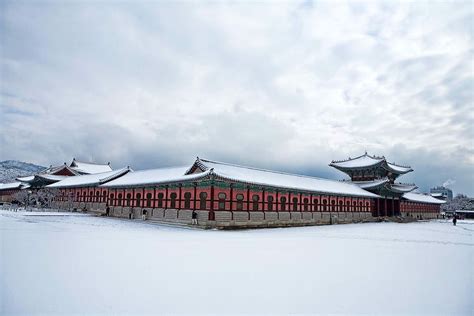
[13,188,60,208]
[441,194,474,212]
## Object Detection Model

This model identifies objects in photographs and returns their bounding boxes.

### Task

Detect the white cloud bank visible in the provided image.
[0,1,473,194]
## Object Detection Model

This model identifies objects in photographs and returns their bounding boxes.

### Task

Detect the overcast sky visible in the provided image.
[1,1,473,195]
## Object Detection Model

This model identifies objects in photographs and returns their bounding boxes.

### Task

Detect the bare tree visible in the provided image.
[12,188,61,209]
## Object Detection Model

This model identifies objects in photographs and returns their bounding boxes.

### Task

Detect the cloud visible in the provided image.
[0,1,473,195]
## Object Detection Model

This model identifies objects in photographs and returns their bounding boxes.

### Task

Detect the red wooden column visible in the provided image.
[246,186,250,219]
[384,197,387,216]
[193,183,197,211]
[299,192,303,212]
[209,183,215,220]
[177,184,182,210]
[391,198,395,217]
[286,191,293,212]
[276,190,279,212]
[165,186,168,210]
[230,183,234,220]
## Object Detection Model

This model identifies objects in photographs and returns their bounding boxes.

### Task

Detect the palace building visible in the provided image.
[28,154,445,228]
[330,153,420,218]
[0,159,113,202]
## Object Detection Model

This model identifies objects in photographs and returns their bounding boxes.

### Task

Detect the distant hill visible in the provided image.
[0,160,46,183]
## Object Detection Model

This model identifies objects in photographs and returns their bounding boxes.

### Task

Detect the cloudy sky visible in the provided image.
[1,1,473,195]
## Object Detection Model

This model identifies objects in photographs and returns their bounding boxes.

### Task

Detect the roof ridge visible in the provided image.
[129,165,190,174]
[199,158,338,183]
[330,152,384,164]
[72,160,110,166]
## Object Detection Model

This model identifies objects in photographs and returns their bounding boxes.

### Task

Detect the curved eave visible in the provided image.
[329,159,385,171]
[36,175,66,183]
[16,175,35,183]
[352,178,389,190]
[385,183,417,194]
[212,173,379,198]
[384,163,413,175]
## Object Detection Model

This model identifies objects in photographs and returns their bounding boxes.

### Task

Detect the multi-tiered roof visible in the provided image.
[16,159,113,188]
[330,153,416,196]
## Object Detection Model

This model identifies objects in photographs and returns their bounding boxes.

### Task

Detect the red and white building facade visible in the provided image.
[39,155,444,228]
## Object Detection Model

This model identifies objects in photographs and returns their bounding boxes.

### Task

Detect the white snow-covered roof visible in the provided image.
[70,159,113,174]
[36,174,68,181]
[16,175,35,182]
[386,162,413,174]
[403,192,446,204]
[351,178,389,189]
[102,166,208,188]
[196,158,378,198]
[43,164,81,176]
[330,153,384,169]
[330,153,413,175]
[47,167,130,188]
[390,183,417,193]
[430,192,443,197]
[0,182,23,190]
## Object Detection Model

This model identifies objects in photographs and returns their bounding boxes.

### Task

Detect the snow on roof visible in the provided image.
[351,178,389,189]
[386,162,413,174]
[198,158,379,198]
[43,164,81,176]
[0,182,23,190]
[70,159,113,174]
[403,192,446,204]
[37,174,68,181]
[47,167,130,188]
[16,175,35,182]
[330,153,384,169]
[430,192,444,197]
[102,166,209,188]
[330,153,413,175]
[390,183,418,193]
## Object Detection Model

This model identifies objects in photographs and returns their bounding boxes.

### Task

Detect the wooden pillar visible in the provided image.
[276,190,279,211]
[229,184,234,211]
[287,191,293,212]
[193,183,197,211]
[165,186,168,210]
[299,192,303,211]
[246,186,250,211]
[178,184,182,210]
[230,183,234,220]
[210,184,214,211]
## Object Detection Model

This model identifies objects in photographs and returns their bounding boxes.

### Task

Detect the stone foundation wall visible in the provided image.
[402,212,440,220]
[50,202,439,228]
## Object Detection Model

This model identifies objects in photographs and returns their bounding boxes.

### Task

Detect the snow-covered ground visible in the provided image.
[1,210,472,315]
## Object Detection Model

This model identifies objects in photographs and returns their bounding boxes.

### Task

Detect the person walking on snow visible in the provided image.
[192,210,198,225]
[453,214,457,226]
[142,209,147,221]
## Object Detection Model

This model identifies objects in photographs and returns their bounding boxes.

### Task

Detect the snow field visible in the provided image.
[1,210,472,315]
